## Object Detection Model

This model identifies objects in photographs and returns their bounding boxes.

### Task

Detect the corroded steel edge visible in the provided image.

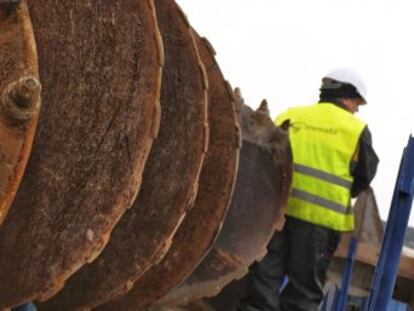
[201,37,217,57]
[62,1,209,309]
[149,0,163,140]
[0,1,41,226]
[86,1,210,310]
[186,32,241,268]
[146,32,241,310]
[36,0,164,303]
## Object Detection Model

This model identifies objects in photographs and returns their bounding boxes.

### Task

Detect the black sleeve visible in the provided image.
[350,126,379,197]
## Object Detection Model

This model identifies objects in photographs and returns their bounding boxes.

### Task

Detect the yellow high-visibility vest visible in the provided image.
[275,102,366,231]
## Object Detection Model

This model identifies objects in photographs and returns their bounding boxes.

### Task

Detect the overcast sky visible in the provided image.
[175,0,414,225]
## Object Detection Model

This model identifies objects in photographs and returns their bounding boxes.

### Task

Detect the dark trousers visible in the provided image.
[238,216,340,311]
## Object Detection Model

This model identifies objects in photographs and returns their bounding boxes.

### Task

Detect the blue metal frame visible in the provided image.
[334,236,358,311]
[367,136,414,311]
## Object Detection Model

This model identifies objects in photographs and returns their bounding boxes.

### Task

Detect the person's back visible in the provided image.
[276,102,366,231]
[238,68,378,311]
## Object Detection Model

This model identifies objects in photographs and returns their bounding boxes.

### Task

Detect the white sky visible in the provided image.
[176,0,414,225]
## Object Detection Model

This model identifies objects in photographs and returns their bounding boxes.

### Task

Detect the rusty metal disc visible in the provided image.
[158,91,293,306]
[37,0,208,310]
[0,0,162,308]
[95,31,240,311]
[0,2,41,226]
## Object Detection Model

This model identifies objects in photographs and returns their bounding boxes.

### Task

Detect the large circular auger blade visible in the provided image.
[95,31,241,311]
[0,0,162,308]
[37,0,208,309]
[0,2,41,226]
[158,91,293,306]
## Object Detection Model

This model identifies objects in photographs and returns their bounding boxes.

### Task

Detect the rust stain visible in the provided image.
[0,2,41,226]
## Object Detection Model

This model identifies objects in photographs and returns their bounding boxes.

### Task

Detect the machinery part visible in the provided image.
[96,31,240,311]
[332,187,384,264]
[352,187,384,245]
[1,76,40,122]
[38,0,208,309]
[368,136,414,311]
[0,0,162,308]
[334,237,358,311]
[0,1,40,226]
[157,90,292,306]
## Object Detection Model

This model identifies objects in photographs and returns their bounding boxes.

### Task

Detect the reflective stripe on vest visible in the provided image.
[275,103,366,231]
[294,163,352,189]
[291,189,352,215]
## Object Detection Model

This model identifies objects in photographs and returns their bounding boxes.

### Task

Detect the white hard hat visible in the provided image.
[324,67,367,103]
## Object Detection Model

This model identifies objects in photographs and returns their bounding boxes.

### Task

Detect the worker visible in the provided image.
[238,68,379,311]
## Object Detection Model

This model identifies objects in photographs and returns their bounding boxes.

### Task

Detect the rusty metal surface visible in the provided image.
[157,90,292,306]
[352,187,384,245]
[331,188,385,281]
[38,0,208,310]
[0,0,162,308]
[96,31,240,311]
[0,2,40,226]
